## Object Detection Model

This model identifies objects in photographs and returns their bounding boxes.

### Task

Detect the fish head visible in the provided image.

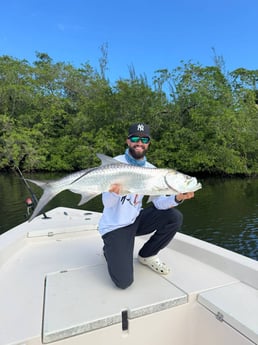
[165,171,202,194]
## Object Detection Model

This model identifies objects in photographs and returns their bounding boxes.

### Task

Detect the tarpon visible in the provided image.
[27,154,202,221]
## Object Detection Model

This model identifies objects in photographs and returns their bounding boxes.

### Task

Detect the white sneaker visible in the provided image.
[138,255,170,275]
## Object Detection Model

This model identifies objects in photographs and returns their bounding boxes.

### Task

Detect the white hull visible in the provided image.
[0,207,257,345]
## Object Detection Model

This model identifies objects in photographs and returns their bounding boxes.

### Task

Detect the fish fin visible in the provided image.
[26,178,48,188]
[27,180,61,221]
[96,153,122,166]
[77,192,99,206]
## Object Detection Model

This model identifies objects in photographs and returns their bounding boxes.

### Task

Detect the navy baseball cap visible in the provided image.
[128,123,151,137]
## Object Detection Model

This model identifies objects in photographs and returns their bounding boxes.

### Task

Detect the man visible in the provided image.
[98,123,194,289]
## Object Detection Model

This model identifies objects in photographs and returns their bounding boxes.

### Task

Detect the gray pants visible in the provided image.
[102,205,183,289]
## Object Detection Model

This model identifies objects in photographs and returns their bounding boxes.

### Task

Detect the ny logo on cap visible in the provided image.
[137,124,145,131]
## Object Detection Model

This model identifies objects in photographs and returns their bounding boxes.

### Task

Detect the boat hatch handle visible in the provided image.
[216,312,224,322]
[122,310,128,331]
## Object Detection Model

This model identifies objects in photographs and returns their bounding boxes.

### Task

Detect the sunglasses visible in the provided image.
[128,136,150,144]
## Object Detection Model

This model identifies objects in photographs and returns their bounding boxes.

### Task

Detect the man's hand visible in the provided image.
[175,192,195,203]
[109,183,122,194]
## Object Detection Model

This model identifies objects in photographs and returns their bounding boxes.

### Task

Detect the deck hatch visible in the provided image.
[42,263,187,343]
[198,282,258,344]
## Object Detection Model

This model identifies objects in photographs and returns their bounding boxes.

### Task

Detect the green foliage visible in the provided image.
[0,53,257,175]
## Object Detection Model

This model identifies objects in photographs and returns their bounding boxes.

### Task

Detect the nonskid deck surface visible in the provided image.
[0,207,257,345]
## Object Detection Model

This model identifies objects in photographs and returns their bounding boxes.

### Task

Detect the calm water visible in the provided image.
[0,172,257,260]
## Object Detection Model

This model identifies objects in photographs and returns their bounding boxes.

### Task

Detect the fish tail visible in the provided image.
[26,179,62,221]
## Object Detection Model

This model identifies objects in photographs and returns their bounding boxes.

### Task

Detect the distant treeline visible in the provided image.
[0,51,257,175]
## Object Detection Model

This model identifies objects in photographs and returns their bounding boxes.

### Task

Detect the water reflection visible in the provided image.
[179,177,258,259]
[0,173,257,260]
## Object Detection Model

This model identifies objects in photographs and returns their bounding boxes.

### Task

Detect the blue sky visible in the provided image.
[0,0,257,84]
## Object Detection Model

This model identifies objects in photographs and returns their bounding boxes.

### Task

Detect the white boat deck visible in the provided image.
[0,207,257,345]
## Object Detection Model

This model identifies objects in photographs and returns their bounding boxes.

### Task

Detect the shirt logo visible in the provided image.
[120,194,139,206]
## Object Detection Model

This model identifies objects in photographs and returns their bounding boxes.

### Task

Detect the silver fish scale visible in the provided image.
[69,163,171,195]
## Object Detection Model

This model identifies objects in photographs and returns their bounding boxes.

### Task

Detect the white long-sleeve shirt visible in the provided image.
[98,154,180,236]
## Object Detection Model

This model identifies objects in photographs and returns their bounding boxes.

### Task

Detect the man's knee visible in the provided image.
[114,277,134,289]
[108,265,134,289]
[173,208,183,227]
[165,208,183,228]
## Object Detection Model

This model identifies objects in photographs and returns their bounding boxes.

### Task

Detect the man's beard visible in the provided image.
[129,146,148,160]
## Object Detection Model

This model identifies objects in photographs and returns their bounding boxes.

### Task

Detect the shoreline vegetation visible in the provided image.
[0,49,257,176]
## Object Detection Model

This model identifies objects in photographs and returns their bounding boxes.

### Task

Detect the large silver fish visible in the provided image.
[27,154,202,221]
